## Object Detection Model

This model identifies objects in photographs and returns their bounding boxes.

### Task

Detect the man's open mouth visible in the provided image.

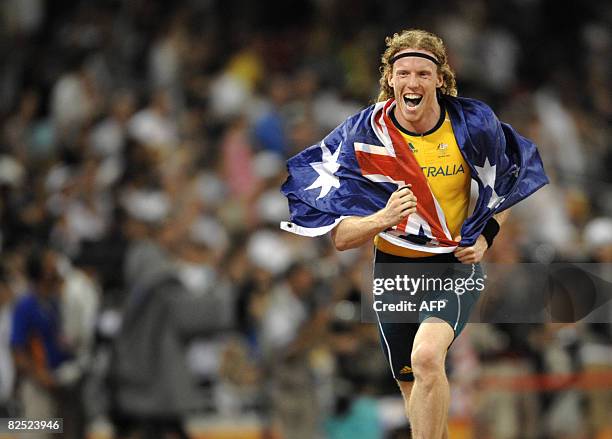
[403,94,423,108]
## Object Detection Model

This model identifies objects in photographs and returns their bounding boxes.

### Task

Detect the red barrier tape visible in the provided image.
[478,370,612,392]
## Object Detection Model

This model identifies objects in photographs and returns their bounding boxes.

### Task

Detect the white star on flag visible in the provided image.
[474,157,503,209]
[306,141,341,199]
[487,191,504,209]
[474,156,496,189]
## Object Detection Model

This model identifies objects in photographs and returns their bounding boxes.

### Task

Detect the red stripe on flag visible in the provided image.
[356,100,457,246]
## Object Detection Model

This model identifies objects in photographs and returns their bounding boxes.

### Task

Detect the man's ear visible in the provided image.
[387,71,395,89]
[436,73,443,88]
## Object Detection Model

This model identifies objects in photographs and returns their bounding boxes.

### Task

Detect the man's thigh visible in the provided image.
[419,263,485,336]
[411,316,455,367]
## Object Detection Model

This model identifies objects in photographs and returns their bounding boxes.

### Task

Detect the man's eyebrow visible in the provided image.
[395,68,433,74]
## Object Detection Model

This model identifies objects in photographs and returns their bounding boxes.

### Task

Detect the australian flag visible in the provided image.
[280,96,549,252]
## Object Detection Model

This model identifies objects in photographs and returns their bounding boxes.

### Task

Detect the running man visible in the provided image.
[281,29,548,438]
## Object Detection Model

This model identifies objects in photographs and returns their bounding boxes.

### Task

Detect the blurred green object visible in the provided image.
[324,396,383,439]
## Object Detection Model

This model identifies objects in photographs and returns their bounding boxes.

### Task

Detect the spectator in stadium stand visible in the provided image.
[258,262,331,439]
[0,264,16,417]
[10,246,83,439]
[109,215,234,439]
[281,29,548,438]
[582,217,612,435]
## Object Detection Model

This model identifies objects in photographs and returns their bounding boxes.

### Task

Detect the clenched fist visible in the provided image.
[377,185,418,229]
[453,234,488,264]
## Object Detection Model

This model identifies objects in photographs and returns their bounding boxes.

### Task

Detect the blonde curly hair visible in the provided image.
[377,29,457,101]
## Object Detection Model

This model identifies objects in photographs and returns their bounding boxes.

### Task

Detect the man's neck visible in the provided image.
[392,101,444,136]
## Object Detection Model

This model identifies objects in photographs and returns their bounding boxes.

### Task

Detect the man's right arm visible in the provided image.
[331,186,417,250]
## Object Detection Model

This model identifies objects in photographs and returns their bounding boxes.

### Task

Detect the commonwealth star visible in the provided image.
[306,141,342,199]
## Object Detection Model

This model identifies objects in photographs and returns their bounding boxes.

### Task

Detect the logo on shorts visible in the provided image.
[400,365,413,374]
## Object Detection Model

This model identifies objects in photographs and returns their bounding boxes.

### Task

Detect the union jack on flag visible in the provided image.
[280,96,548,253]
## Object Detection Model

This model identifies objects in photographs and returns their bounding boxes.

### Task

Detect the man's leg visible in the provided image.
[408,317,454,439]
[398,378,449,439]
[397,380,413,416]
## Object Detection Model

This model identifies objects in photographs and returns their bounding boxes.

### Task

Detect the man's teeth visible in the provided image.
[403,94,423,107]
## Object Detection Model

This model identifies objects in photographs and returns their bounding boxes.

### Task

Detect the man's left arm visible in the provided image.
[454,209,510,264]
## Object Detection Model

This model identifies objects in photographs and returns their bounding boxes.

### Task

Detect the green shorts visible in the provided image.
[373,248,485,381]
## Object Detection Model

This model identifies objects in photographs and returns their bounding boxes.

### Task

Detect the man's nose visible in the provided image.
[406,73,419,88]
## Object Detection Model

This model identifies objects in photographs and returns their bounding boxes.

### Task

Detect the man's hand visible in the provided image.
[377,185,417,229]
[330,185,417,251]
[453,235,488,264]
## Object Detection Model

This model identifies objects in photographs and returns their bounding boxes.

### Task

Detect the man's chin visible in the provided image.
[398,107,421,122]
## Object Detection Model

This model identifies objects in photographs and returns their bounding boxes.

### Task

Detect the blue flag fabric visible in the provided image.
[280,96,549,251]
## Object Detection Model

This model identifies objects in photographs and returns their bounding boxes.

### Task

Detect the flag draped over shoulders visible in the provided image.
[280,96,549,252]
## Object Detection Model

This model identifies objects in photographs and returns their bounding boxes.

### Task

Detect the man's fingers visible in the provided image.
[397,196,417,209]
[397,189,416,199]
[390,197,416,210]
[386,186,417,223]
[454,250,474,263]
[455,248,480,264]
[399,199,417,208]
[396,186,414,197]
[399,209,415,216]
[456,249,473,258]
[398,195,417,205]
[390,187,416,207]
[396,200,415,213]
[454,247,472,257]
[399,204,416,215]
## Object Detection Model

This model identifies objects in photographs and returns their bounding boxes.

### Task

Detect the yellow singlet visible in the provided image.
[374,109,471,257]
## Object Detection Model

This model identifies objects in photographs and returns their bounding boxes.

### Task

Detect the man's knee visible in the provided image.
[411,343,445,379]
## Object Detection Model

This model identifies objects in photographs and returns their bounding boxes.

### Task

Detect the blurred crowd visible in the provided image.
[0,0,611,438]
